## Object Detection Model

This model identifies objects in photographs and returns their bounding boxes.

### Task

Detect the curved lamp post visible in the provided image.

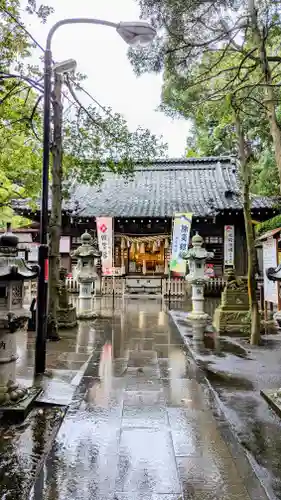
[35,18,156,374]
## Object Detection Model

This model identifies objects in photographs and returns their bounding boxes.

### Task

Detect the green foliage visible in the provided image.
[255,214,281,236]
[252,148,280,196]
[130,0,281,197]
[0,0,167,224]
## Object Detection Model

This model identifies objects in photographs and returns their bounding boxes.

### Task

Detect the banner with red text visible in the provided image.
[96,217,113,275]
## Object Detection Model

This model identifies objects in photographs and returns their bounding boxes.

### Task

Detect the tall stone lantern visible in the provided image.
[181,233,214,320]
[0,224,40,410]
[71,231,101,319]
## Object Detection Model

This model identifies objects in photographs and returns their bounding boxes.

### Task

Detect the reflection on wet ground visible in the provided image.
[172,309,281,500]
[23,298,256,500]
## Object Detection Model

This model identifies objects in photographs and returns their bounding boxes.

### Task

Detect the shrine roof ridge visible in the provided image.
[116,156,235,171]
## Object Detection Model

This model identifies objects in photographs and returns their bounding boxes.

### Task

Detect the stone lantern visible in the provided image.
[181,233,214,321]
[71,231,101,319]
[0,224,40,410]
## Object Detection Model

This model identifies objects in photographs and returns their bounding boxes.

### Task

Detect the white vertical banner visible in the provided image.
[96,217,113,276]
[263,237,278,304]
[224,225,235,267]
[170,213,193,276]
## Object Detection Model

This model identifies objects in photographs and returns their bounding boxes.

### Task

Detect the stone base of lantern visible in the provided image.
[0,336,41,421]
[188,318,209,340]
[187,310,210,321]
[78,281,93,300]
[77,311,98,320]
[57,305,77,329]
[187,283,209,322]
[0,384,42,422]
[77,297,97,320]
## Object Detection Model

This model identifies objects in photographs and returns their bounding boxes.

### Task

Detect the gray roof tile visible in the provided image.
[62,157,275,217]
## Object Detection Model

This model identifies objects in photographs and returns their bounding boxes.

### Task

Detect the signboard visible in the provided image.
[101,267,123,276]
[28,243,39,262]
[96,217,113,275]
[263,237,278,304]
[224,225,235,267]
[59,236,70,253]
[112,267,123,276]
[170,213,193,276]
[205,263,215,278]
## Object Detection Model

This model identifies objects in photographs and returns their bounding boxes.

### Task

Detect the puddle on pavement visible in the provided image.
[203,335,250,359]
[204,366,254,390]
[0,406,66,499]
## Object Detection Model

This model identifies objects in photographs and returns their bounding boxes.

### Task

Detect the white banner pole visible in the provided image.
[112,217,115,308]
[168,217,174,306]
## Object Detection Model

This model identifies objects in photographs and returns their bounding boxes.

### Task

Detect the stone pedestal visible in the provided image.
[188,281,210,320]
[79,280,92,299]
[191,319,206,341]
[0,322,29,404]
[0,224,41,416]
[57,268,77,329]
[77,296,97,320]
[213,270,249,335]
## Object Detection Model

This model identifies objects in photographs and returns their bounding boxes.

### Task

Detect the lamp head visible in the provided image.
[116,21,156,46]
[53,58,77,75]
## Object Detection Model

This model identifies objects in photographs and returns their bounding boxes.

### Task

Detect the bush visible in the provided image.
[255,214,281,236]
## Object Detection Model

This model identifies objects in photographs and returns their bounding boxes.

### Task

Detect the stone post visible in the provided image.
[57,267,77,329]
[0,224,41,412]
[72,231,101,319]
[181,233,214,326]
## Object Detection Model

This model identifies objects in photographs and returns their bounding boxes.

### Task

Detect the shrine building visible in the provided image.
[17,157,276,280]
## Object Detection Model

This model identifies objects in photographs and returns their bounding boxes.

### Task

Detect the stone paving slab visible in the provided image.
[169,309,270,500]
[177,456,251,500]
[28,310,267,500]
[116,428,181,494]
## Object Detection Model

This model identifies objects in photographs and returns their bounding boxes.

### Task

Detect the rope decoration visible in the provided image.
[121,234,169,245]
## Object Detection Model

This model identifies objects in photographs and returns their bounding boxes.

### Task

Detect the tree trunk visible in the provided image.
[47,73,63,340]
[264,86,281,192]
[234,109,261,345]
[248,0,281,193]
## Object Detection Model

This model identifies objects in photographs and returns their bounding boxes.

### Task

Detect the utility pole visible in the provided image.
[47,71,63,341]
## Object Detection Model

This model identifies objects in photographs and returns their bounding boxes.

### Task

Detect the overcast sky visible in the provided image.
[21,0,190,157]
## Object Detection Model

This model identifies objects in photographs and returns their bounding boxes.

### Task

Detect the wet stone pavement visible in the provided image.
[28,300,255,500]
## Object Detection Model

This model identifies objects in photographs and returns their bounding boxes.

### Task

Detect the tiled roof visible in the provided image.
[61,157,274,218]
[15,157,275,218]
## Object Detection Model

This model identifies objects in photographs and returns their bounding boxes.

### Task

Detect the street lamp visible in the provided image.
[35,18,157,374]
[53,59,77,75]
